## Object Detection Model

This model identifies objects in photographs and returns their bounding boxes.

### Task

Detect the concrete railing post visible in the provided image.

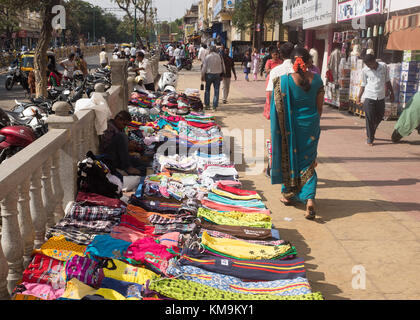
[110,59,128,112]
[46,102,79,210]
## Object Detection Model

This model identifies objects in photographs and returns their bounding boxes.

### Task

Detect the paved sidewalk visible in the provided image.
[175,62,420,300]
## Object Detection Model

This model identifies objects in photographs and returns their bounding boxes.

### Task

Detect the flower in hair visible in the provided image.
[293,57,307,73]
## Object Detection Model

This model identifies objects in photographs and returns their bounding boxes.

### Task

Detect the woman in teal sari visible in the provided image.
[270,47,324,220]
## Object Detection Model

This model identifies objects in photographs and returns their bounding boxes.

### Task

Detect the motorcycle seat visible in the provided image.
[5,111,33,126]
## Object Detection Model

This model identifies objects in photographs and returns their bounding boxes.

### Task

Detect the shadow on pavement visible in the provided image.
[318,178,420,188]
[315,198,420,222]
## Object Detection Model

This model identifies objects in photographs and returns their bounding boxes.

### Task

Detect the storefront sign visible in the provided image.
[283,0,305,24]
[387,0,420,12]
[337,0,383,22]
[303,0,336,29]
[226,0,235,9]
[213,0,223,19]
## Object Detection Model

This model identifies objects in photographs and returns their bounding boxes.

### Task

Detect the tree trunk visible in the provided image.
[34,0,59,98]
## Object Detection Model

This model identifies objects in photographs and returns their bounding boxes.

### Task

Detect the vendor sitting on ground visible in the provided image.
[99,110,145,176]
[392,91,420,143]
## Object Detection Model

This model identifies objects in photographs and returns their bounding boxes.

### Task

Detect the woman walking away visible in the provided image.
[242,51,251,81]
[251,48,260,81]
[263,48,283,119]
[270,47,324,220]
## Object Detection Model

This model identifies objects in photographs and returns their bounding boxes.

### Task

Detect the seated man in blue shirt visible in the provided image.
[356,54,395,146]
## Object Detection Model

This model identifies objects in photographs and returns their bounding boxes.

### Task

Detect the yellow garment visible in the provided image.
[61,278,96,299]
[211,188,262,200]
[103,259,159,285]
[197,208,272,229]
[37,235,86,261]
[201,231,293,260]
[94,288,140,300]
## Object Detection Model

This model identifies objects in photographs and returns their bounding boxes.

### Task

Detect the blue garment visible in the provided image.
[204,73,221,108]
[270,74,322,204]
[166,263,312,296]
[85,234,131,262]
[100,277,143,299]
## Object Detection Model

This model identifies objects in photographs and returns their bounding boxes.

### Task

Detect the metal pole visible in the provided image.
[134,0,137,46]
[93,10,96,42]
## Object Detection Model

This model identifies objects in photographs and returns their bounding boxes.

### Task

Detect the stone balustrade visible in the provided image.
[0,52,159,300]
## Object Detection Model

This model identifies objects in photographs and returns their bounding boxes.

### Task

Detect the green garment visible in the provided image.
[149,278,324,300]
[395,92,420,137]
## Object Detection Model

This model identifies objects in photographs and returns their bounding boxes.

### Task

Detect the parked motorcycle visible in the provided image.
[169,57,193,71]
[157,64,178,93]
[5,64,29,91]
[0,108,38,164]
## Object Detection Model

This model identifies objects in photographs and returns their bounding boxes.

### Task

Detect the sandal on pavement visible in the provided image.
[305,206,316,220]
[280,198,294,206]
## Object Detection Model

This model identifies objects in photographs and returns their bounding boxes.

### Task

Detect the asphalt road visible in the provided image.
[0,53,108,111]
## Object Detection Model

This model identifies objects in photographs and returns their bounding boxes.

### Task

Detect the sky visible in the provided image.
[85,0,198,22]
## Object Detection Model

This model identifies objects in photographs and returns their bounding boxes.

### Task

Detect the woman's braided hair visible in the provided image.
[291,47,311,92]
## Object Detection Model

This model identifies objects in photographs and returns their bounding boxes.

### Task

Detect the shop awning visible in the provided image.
[386,13,420,50]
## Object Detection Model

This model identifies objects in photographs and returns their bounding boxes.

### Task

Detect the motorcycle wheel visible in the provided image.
[5,78,14,90]
[0,146,23,165]
[186,63,192,71]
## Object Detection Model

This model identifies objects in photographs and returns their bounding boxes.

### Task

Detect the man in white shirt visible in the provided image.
[266,42,294,92]
[130,46,137,57]
[59,53,76,80]
[356,54,394,146]
[124,46,130,58]
[198,43,209,66]
[174,45,182,69]
[201,46,226,111]
[167,44,174,59]
[134,51,155,91]
[99,48,108,68]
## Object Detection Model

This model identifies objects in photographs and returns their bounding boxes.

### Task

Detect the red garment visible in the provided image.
[216,182,259,196]
[119,214,156,235]
[263,59,283,120]
[22,253,66,287]
[75,192,126,208]
[186,121,219,130]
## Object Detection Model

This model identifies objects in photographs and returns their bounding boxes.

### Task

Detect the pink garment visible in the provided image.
[157,232,180,248]
[124,237,176,274]
[201,198,271,215]
[110,225,149,243]
[21,282,65,300]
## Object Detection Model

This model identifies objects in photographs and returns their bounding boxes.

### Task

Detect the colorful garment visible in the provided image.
[65,204,124,222]
[197,208,272,229]
[102,259,159,285]
[270,74,323,203]
[264,58,283,119]
[166,263,312,296]
[202,229,285,246]
[22,254,66,288]
[201,231,296,260]
[198,220,274,240]
[45,225,106,246]
[37,235,86,261]
[179,247,305,281]
[147,278,322,300]
[84,234,131,262]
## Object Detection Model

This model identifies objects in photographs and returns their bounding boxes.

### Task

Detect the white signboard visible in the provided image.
[303,0,336,29]
[387,0,420,12]
[283,0,306,24]
[284,0,336,28]
[337,0,383,22]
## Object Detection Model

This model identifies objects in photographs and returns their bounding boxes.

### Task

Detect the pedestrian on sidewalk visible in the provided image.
[251,48,260,81]
[392,92,420,143]
[242,51,251,81]
[174,45,182,69]
[59,52,76,82]
[221,47,237,104]
[270,47,325,220]
[262,47,285,119]
[356,54,394,146]
[133,51,155,92]
[201,45,226,111]
[99,111,144,176]
[260,46,274,77]
[99,48,109,68]
[198,43,209,69]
